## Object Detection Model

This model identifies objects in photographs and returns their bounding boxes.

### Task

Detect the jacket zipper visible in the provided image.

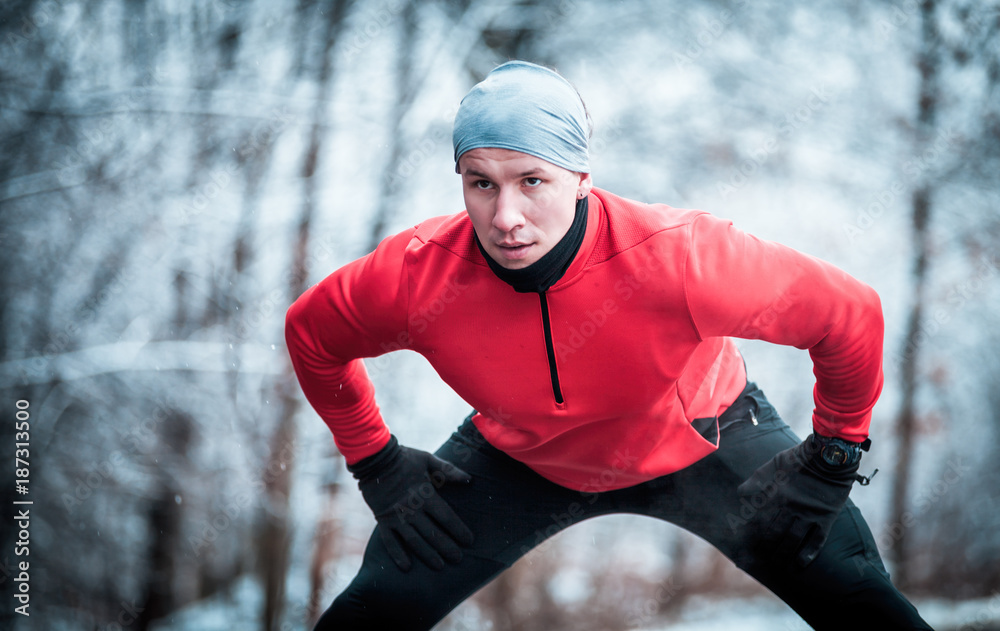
[537,292,564,404]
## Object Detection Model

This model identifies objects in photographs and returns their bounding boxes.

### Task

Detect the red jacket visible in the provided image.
[285,188,883,492]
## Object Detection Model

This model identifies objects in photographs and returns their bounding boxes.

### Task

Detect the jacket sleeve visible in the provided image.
[284,229,413,463]
[682,213,884,442]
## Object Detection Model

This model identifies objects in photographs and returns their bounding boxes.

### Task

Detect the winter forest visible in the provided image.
[1,0,999,629]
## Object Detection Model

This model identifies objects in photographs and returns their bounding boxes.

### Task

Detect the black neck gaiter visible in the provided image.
[474,196,589,293]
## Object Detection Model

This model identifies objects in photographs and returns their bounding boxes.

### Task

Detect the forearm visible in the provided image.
[284,276,397,464]
[807,280,884,441]
[286,346,391,463]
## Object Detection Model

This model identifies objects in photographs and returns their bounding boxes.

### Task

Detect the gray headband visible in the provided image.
[452,61,590,173]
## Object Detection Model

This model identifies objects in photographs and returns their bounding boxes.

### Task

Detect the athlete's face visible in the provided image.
[459,148,592,269]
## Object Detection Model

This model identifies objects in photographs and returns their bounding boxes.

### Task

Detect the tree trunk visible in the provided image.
[889,0,940,590]
[259,2,353,630]
[366,0,418,253]
[306,478,341,625]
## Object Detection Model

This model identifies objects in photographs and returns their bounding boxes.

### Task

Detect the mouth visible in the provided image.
[495,242,534,261]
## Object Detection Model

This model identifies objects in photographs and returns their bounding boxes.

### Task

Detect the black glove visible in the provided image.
[347,435,474,572]
[736,433,865,568]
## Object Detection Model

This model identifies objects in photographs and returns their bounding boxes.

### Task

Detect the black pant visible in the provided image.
[317,383,932,630]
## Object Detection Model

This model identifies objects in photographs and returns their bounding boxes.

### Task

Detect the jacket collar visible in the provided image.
[550,189,603,290]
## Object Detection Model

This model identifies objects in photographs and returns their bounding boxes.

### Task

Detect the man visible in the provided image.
[285,61,933,630]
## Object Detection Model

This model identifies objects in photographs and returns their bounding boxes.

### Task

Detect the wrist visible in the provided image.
[346,435,401,480]
[812,433,870,469]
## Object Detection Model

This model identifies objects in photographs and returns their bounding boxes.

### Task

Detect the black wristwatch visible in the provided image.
[814,434,871,468]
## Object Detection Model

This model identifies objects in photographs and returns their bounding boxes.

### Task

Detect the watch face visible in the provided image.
[823,444,850,466]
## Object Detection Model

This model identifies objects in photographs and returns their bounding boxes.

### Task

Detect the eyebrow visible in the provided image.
[463,168,545,179]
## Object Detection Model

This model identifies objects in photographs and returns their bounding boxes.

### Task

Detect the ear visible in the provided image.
[576,172,594,199]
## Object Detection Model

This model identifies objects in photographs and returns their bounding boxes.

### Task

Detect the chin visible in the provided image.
[493,256,534,270]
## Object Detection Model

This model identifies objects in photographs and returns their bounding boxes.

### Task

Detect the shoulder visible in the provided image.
[402,211,483,265]
[355,212,483,288]
[585,188,714,265]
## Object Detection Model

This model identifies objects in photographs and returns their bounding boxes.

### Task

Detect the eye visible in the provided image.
[474,180,493,190]
[524,177,542,187]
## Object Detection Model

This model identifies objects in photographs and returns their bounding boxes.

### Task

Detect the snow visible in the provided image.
[145,576,1000,631]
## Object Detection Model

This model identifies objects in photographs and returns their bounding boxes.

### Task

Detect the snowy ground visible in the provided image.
[145,573,1000,631]
[641,594,1000,631]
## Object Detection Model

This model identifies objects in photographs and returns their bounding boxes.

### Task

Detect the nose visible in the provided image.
[492,187,526,233]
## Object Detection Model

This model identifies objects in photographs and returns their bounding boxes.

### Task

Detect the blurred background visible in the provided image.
[1,0,999,629]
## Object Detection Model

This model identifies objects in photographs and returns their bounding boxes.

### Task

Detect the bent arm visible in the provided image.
[684,214,883,442]
[284,230,413,463]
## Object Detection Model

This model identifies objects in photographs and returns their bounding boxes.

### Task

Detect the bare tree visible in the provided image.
[889,0,942,589]
[260,2,354,629]
[888,0,1000,591]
